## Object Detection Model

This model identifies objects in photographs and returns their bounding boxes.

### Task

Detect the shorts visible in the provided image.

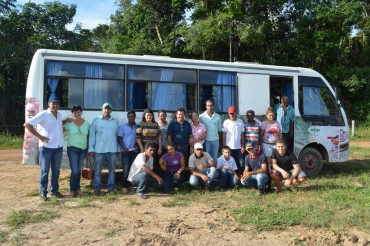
[271,168,307,179]
[262,142,275,157]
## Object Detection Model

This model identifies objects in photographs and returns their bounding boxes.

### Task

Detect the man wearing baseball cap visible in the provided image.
[88,102,119,195]
[24,94,64,201]
[222,106,245,174]
[188,143,218,191]
[241,142,269,195]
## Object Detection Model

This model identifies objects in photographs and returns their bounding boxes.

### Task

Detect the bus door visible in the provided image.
[237,73,270,116]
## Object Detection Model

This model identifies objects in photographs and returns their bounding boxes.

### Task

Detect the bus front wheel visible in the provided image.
[298,147,323,177]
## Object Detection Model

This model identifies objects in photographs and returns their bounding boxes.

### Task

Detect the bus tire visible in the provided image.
[298,147,323,177]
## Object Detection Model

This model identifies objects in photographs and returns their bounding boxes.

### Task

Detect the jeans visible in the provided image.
[205,140,219,163]
[39,147,63,195]
[130,172,161,194]
[93,153,116,191]
[219,168,238,188]
[189,167,219,188]
[121,151,138,188]
[162,171,185,193]
[67,146,87,192]
[241,173,268,191]
[230,149,242,172]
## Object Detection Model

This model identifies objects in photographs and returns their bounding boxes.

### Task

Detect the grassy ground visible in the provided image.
[350,124,370,141]
[0,132,23,150]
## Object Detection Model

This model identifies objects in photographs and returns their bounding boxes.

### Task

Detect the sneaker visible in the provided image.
[107,189,116,194]
[121,187,129,194]
[51,191,64,198]
[69,191,76,198]
[40,195,49,202]
[137,193,147,199]
[93,190,101,196]
[75,189,82,196]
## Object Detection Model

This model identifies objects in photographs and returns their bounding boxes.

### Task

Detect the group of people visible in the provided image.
[24,95,307,202]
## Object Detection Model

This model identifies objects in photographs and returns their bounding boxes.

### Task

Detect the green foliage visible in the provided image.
[0,132,23,149]
[0,230,7,243]
[5,209,59,229]
[350,125,370,141]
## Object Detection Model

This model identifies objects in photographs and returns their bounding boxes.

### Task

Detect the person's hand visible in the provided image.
[282,171,290,179]
[174,172,181,180]
[39,135,49,143]
[124,148,130,154]
[201,174,209,182]
[242,172,250,181]
[158,149,162,155]
[234,174,240,180]
[156,176,163,185]
[198,164,205,170]
[241,148,245,154]
[223,165,230,170]
[89,152,95,158]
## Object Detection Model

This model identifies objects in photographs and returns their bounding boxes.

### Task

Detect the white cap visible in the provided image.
[194,143,203,149]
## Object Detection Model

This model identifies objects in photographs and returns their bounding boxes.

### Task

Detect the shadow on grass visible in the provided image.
[318,159,370,177]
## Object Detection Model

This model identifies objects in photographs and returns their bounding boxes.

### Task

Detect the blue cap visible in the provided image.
[102,102,112,109]
[48,94,59,103]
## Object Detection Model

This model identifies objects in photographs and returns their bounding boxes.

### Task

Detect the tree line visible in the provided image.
[0,0,369,133]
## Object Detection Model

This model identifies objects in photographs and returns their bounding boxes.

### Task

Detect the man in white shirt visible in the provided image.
[128,142,163,199]
[24,95,64,202]
[222,106,245,173]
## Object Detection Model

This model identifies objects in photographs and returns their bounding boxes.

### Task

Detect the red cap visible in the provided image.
[228,106,236,114]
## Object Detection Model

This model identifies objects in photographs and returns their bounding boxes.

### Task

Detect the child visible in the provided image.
[217,146,239,191]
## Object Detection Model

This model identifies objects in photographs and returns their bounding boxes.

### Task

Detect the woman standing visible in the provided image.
[159,143,186,193]
[136,108,162,174]
[63,105,90,197]
[260,107,282,168]
[158,110,168,156]
[190,112,207,145]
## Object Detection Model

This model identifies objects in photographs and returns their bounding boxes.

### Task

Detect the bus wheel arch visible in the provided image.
[298,144,327,177]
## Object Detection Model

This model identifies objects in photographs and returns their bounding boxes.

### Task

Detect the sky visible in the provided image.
[17,0,118,30]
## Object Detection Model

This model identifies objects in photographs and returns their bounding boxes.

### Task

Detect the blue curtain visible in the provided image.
[47,62,62,98]
[152,69,173,110]
[129,67,147,110]
[216,72,236,112]
[84,65,104,108]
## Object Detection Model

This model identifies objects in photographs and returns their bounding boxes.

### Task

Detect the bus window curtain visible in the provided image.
[128,67,146,110]
[47,62,62,98]
[84,65,104,108]
[152,69,186,110]
[216,72,235,112]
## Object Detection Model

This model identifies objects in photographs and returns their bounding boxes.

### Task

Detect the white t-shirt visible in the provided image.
[127,153,153,182]
[222,118,245,149]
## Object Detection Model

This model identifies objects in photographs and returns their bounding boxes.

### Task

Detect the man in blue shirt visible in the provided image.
[276,95,295,151]
[167,107,194,164]
[89,102,119,195]
[199,99,222,162]
[117,110,138,194]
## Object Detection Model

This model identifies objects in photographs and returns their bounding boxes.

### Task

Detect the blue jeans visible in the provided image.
[189,167,219,188]
[219,168,238,188]
[241,173,268,191]
[67,146,87,192]
[121,151,138,188]
[230,149,242,172]
[205,140,219,163]
[93,153,116,191]
[162,171,185,193]
[130,172,161,194]
[39,147,63,195]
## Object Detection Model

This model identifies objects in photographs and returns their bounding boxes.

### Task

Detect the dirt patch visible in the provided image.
[350,141,370,148]
[0,149,369,245]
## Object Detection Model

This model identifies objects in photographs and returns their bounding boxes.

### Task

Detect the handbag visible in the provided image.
[81,157,94,180]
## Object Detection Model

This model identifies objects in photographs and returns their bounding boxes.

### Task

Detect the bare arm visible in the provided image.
[24,123,48,142]
[142,165,163,185]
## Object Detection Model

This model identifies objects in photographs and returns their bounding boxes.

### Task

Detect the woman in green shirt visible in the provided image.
[64,105,90,197]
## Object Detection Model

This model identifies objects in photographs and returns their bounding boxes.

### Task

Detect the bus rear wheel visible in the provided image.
[298,147,323,177]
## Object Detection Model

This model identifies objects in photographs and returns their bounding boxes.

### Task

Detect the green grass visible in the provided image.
[350,124,370,141]
[160,157,370,232]
[0,230,7,243]
[350,146,370,159]
[0,132,23,149]
[5,209,59,229]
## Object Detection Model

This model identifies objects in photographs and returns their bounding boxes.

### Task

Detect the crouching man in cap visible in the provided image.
[188,143,218,191]
[241,143,269,195]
